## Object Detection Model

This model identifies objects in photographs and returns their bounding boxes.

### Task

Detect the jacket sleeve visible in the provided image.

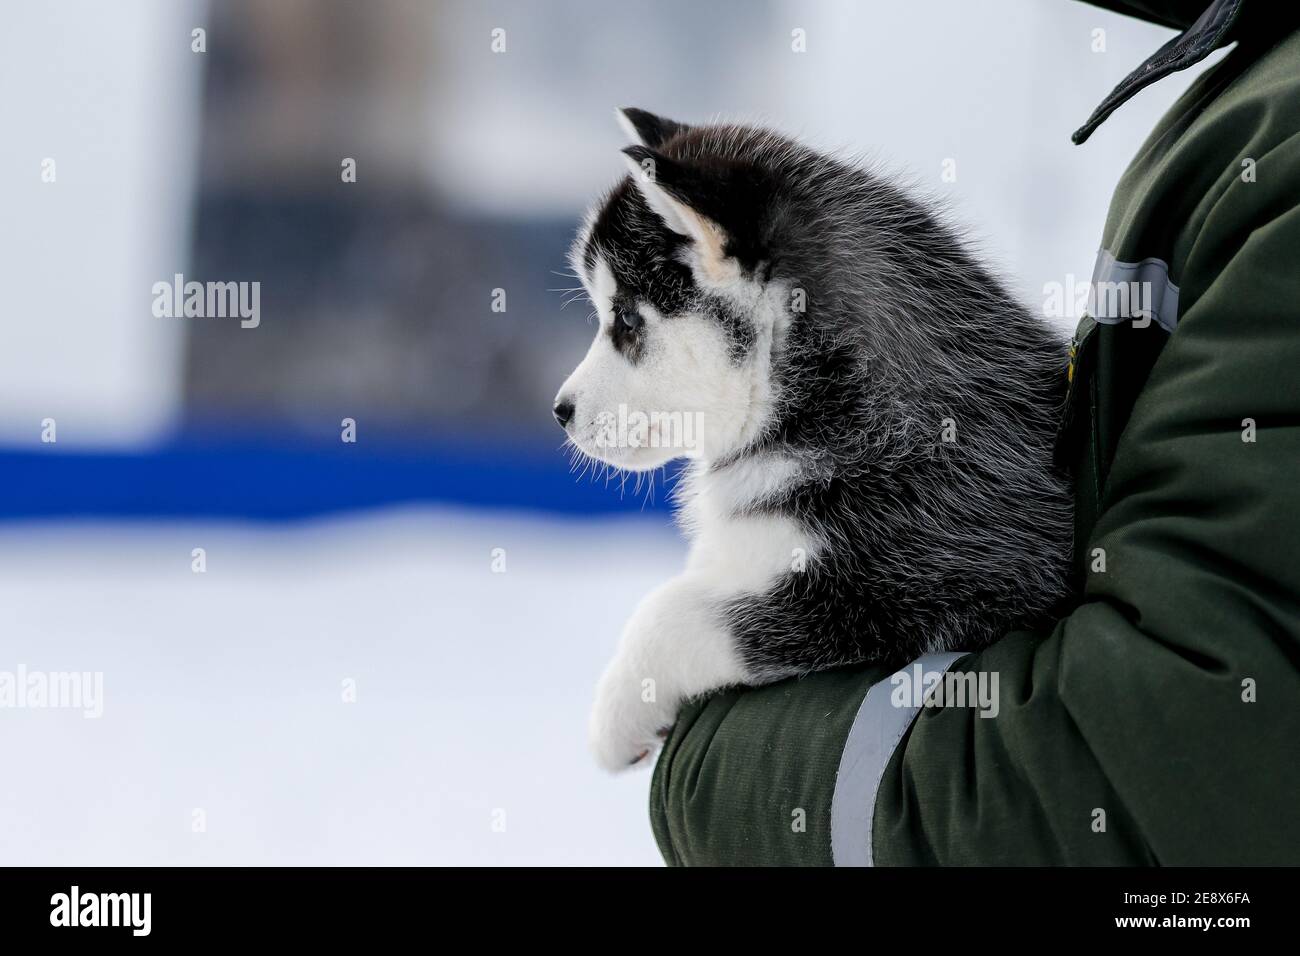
[651,191,1300,867]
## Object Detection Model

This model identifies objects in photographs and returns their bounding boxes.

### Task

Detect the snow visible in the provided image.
[0,509,683,865]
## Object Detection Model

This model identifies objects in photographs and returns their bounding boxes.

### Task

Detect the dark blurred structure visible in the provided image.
[184,0,588,443]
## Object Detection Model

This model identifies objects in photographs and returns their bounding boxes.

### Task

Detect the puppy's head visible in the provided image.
[554,108,793,472]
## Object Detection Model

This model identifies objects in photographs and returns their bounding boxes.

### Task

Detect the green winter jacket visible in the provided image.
[650,0,1300,866]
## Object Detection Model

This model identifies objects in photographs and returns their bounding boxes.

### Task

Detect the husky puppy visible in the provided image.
[556,109,1073,771]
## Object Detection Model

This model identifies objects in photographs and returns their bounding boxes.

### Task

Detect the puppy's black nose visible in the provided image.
[553,398,575,429]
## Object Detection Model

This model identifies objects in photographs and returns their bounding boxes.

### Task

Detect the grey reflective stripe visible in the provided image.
[830,651,967,867]
[1086,249,1180,333]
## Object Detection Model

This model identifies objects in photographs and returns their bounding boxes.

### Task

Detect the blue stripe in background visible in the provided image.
[1,430,679,521]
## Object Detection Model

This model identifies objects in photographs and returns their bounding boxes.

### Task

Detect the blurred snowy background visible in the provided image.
[0,0,1223,864]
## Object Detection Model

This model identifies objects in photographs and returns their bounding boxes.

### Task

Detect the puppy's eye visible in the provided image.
[618,309,642,331]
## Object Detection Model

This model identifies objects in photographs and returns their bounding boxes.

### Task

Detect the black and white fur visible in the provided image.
[557,109,1073,771]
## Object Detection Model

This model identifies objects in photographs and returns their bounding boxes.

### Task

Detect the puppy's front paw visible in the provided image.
[588,576,747,772]
[588,658,678,773]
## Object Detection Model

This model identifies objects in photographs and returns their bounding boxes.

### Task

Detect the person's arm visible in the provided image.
[651,186,1300,868]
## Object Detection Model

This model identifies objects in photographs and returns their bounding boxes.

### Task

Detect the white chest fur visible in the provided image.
[678,455,818,595]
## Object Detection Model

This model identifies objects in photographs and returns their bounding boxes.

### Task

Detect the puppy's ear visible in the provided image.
[616,107,688,148]
[621,145,736,275]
